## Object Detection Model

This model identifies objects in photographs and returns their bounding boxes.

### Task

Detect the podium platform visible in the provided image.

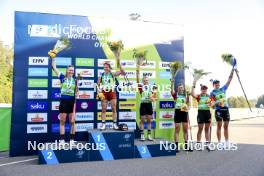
[39,130,176,164]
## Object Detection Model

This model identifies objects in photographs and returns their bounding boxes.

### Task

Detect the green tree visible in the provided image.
[0,41,13,103]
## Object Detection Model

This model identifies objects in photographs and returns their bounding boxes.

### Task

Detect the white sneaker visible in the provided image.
[100,123,106,130]
[147,134,154,141]
[113,123,119,130]
[140,134,146,141]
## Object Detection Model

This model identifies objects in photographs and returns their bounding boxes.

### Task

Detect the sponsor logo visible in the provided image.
[27,124,47,133]
[76,123,94,132]
[141,61,156,69]
[159,91,173,99]
[140,71,156,79]
[97,112,113,120]
[159,62,171,69]
[119,92,136,99]
[75,69,94,77]
[52,79,61,88]
[76,101,96,111]
[51,89,61,99]
[97,101,111,110]
[28,79,48,88]
[119,122,136,130]
[159,71,171,79]
[52,68,66,77]
[119,111,136,120]
[52,124,70,133]
[75,112,94,121]
[77,91,94,99]
[52,101,60,111]
[27,113,47,122]
[76,58,94,67]
[98,59,116,67]
[125,71,136,78]
[28,24,94,39]
[120,60,136,68]
[28,101,48,111]
[159,121,174,129]
[119,101,136,110]
[78,80,94,89]
[54,57,72,66]
[28,57,49,65]
[76,150,85,159]
[28,90,48,99]
[97,122,113,129]
[28,68,48,77]
[159,111,174,119]
[160,101,175,109]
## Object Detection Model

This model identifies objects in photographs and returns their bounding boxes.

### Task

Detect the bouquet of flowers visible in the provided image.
[133,49,148,66]
[170,61,182,79]
[193,69,211,82]
[221,53,236,67]
[107,40,124,68]
[48,37,71,58]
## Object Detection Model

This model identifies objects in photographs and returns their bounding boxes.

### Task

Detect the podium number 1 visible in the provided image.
[47,152,52,160]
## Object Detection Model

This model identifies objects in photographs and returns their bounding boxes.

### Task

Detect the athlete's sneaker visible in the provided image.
[140,134,146,141]
[99,123,106,130]
[113,123,119,130]
[147,134,154,141]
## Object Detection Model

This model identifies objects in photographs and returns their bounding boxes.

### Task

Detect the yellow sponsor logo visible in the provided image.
[119,101,136,110]
[97,112,113,120]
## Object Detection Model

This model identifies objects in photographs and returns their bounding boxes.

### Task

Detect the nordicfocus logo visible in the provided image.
[160,141,238,151]
[28,57,49,66]
[28,24,96,40]
[27,124,47,134]
[28,90,48,99]
[27,113,47,122]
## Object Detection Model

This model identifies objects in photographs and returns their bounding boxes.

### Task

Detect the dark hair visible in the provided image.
[200,84,208,90]
[103,62,112,69]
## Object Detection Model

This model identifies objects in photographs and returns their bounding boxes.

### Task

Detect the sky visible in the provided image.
[0,0,264,99]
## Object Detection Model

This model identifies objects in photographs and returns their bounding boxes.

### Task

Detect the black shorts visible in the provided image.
[215,108,230,122]
[59,99,75,114]
[174,109,188,123]
[197,110,211,124]
[140,102,153,116]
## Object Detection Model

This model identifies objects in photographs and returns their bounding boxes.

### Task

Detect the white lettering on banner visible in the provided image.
[140,61,156,69]
[27,113,47,122]
[119,112,136,120]
[52,101,60,111]
[28,57,49,65]
[75,112,94,121]
[27,124,47,134]
[78,80,94,88]
[28,24,96,39]
[28,90,48,99]
[97,102,111,110]
[75,69,94,77]
[98,59,116,67]
[76,123,94,132]
[120,60,136,68]
[159,121,174,129]
[159,62,171,69]
[140,71,156,79]
[159,111,174,119]
[77,91,94,99]
[159,92,173,99]
[52,79,61,88]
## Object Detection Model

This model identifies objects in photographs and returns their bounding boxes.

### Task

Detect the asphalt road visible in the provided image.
[0,117,263,176]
